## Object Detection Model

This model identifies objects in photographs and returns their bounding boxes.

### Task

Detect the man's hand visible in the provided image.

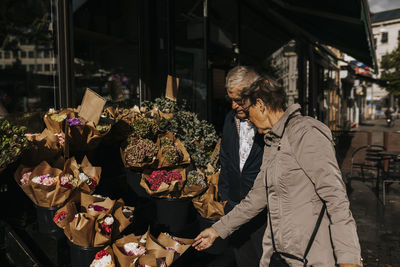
[192,227,220,251]
[339,265,360,267]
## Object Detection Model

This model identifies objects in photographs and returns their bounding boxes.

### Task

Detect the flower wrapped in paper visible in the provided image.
[81,193,116,218]
[22,128,62,167]
[140,169,186,198]
[14,165,36,204]
[66,116,111,151]
[90,245,116,267]
[94,214,115,246]
[43,108,76,134]
[77,156,102,194]
[53,200,78,228]
[180,169,208,198]
[131,116,160,141]
[112,234,146,267]
[113,204,135,235]
[66,212,96,247]
[192,181,225,220]
[156,233,192,256]
[120,138,159,169]
[155,132,190,169]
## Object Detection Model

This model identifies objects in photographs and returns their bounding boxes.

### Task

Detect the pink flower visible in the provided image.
[20,171,32,185]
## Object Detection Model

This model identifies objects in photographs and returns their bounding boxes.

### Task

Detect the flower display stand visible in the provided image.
[68,241,105,267]
[35,205,61,234]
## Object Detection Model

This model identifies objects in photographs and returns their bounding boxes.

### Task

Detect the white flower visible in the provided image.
[123,242,146,256]
[90,254,112,267]
[104,216,114,225]
[79,172,89,182]
[31,177,41,184]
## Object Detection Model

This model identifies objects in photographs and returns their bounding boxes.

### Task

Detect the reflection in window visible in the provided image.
[0,0,58,117]
[381,32,388,43]
[44,64,50,71]
[72,0,140,107]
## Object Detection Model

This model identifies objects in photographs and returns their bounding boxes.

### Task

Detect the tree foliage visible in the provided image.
[381,42,400,95]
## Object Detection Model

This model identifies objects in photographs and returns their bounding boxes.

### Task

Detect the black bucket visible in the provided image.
[68,241,105,267]
[154,197,192,234]
[35,205,61,234]
[124,169,149,199]
[197,214,229,255]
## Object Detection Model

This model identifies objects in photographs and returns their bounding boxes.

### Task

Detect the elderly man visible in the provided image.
[217,66,266,267]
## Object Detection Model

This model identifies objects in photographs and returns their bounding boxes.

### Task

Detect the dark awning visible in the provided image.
[245,0,377,70]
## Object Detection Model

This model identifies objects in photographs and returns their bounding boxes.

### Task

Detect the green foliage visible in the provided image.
[380,42,400,95]
[0,119,30,169]
[131,117,159,140]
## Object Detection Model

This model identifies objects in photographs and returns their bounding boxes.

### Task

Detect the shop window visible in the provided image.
[72,0,140,107]
[0,51,2,58]
[381,32,388,43]
[44,64,50,71]
[0,0,58,116]
[44,50,50,58]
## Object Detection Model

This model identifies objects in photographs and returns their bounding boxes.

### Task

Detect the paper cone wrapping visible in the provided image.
[54,200,78,229]
[114,205,135,235]
[157,233,193,256]
[134,254,157,267]
[67,119,110,151]
[87,197,116,218]
[14,165,36,205]
[112,234,145,267]
[140,168,186,198]
[94,213,114,247]
[156,132,190,169]
[68,212,95,247]
[181,184,207,198]
[43,110,68,134]
[29,161,62,207]
[90,245,116,267]
[78,156,102,194]
[81,192,107,211]
[143,234,175,266]
[192,183,225,220]
[158,111,174,120]
[60,157,82,188]
[120,138,160,169]
[22,129,62,166]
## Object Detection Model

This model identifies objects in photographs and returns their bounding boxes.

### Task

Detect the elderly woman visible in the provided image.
[193,78,362,267]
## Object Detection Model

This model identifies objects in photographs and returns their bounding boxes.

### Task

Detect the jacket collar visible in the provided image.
[264,104,301,142]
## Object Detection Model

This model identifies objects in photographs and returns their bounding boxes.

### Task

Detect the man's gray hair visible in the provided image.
[225,66,260,93]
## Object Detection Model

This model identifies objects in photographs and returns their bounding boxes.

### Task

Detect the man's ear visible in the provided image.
[256,98,265,113]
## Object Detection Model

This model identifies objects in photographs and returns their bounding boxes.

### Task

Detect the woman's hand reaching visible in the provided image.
[192,227,220,251]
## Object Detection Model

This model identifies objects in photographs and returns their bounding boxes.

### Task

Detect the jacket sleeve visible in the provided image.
[291,124,362,265]
[213,163,267,239]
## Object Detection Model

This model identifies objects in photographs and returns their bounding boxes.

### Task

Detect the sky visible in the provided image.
[368,0,400,13]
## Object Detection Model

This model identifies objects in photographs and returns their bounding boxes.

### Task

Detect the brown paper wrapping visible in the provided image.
[81,192,106,211]
[156,132,191,169]
[180,184,207,198]
[112,234,144,267]
[54,200,78,229]
[120,138,160,170]
[158,111,174,120]
[68,213,95,247]
[157,233,193,255]
[192,183,225,220]
[22,129,62,166]
[135,254,157,267]
[114,205,135,235]
[29,161,62,207]
[140,168,186,198]
[67,119,110,151]
[43,111,67,134]
[78,156,102,194]
[91,245,116,267]
[14,165,36,204]
[86,198,116,218]
[93,213,114,247]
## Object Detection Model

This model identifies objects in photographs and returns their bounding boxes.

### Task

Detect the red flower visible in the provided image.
[89,177,98,190]
[100,222,112,235]
[95,249,109,260]
[53,210,68,224]
[88,205,107,212]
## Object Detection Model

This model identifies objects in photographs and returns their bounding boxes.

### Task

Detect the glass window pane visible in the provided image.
[0,0,58,120]
[72,0,140,107]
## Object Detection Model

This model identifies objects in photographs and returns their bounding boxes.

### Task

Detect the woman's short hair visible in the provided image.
[241,76,286,112]
[225,66,260,93]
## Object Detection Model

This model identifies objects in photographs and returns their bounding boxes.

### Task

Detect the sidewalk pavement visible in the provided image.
[348,118,400,266]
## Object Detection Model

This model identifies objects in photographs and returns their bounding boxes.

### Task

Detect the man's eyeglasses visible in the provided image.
[241,103,254,117]
[225,95,245,106]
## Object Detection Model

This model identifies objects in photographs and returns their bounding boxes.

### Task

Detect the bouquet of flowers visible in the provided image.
[43,108,75,134]
[131,117,160,141]
[192,171,225,220]
[55,193,135,247]
[112,234,147,267]
[77,156,102,194]
[22,128,63,167]
[90,246,115,267]
[156,132,190,169]
[14,161,74,207]
[121,138,159,169]
[180,169,208,198]
[140,169,186,198]
[0,119,30,172]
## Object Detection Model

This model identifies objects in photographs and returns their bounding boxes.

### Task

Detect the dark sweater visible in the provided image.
[218,110,264,212]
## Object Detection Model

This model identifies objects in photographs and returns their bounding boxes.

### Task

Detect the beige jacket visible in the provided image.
[213,104,362,267]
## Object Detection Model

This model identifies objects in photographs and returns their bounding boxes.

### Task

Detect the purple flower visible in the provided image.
[67,118,82,126]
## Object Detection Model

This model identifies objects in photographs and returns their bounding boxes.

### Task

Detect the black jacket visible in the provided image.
[219,110,264,212]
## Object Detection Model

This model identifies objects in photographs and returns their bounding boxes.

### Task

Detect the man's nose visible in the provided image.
[232,101,239,109]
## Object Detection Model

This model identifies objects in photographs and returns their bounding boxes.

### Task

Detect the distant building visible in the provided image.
[370,8,400,102]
